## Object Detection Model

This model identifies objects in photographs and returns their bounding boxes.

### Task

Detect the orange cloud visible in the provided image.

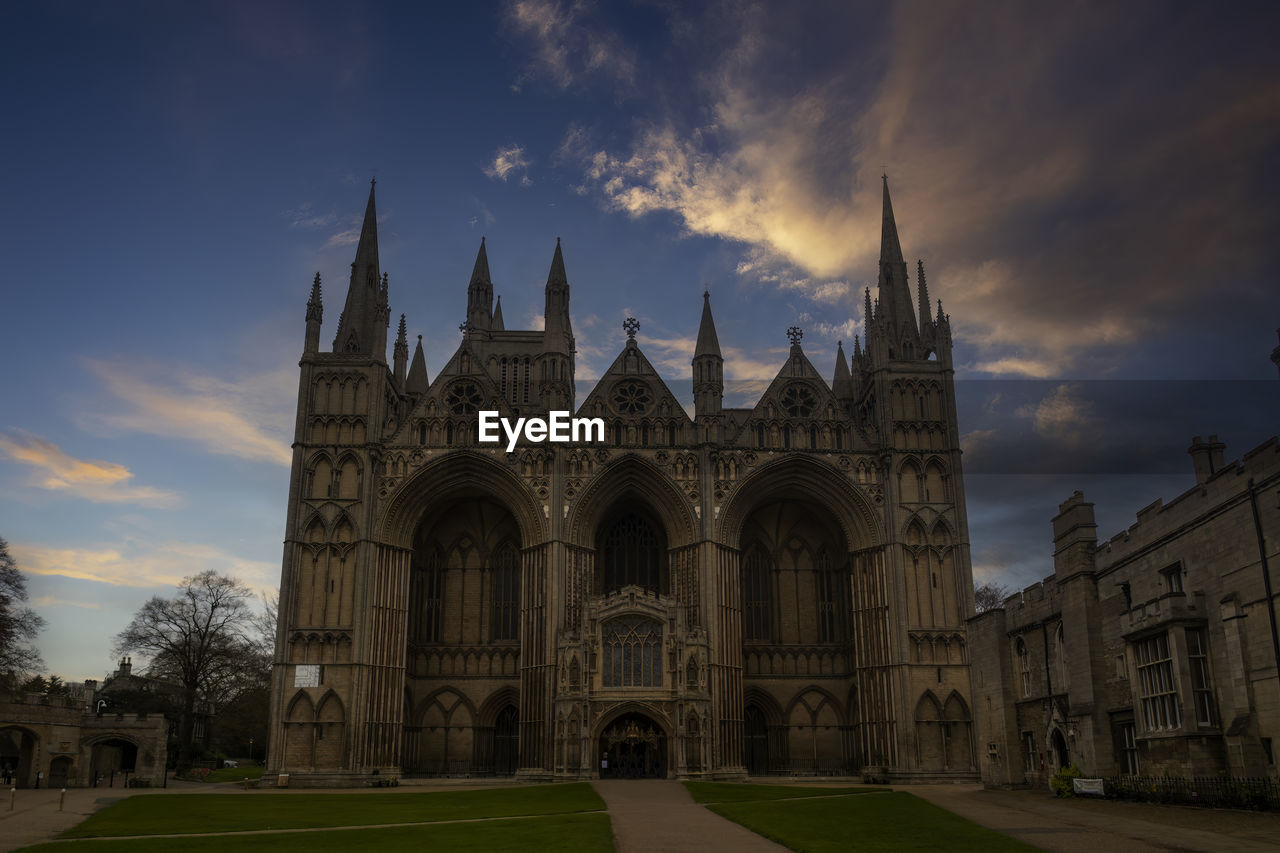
[0,432,179,506]
[11,538,277,593]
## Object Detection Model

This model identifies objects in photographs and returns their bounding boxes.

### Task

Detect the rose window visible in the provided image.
[613,380,652,416]
[446,382,484,414]
[781,384,816,418]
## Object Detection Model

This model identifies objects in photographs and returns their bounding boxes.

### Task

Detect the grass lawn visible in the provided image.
[685,781,888,803]
[61,782,605,838]
[23,812,612,852]
[704,789,1037,852]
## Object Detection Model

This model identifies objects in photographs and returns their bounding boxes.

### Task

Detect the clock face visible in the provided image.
[446,382,484,415]
[612,380,652,416]
[781,383,816,418]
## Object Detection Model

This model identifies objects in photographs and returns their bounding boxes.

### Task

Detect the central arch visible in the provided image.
[597,711,669,779]
[566,454,697,548]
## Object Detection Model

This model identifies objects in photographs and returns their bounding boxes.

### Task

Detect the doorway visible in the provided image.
[599,714,666,778]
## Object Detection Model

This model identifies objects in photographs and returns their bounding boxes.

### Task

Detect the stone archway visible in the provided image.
[598,713,668,779]
[0,726,38,787]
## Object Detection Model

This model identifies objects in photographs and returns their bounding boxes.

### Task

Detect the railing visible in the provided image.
[1103,775,1280,811]
[756,758,855,776]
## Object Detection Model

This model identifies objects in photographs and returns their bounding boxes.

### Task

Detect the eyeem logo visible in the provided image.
[478,411,606,453]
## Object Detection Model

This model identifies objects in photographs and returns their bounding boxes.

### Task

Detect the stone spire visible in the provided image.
[917,260,930,330]
[877,176,919,342]
[406,334,429,395]
[540,239,574,410]
[304,272,323,353]
[393,314,409,386]
[833,340,853,400]
[492,295,505,331]
[693,290,724,420]
[333,180,383,355]
[467,237,493,332]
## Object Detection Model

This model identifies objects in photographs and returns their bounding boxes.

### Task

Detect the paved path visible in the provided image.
[909,783,1280,852]
[591,780,786,853]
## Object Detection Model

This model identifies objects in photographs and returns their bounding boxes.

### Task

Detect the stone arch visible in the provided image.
[783,686,845,772]
[380,450,546,547]
[717,454,881,549]
[898,457,922,503]
[567,454,697,548]
[477,686,520,729]
[285,691,315,723]
[922,457,947,502]
[308,452,334,499]
[591,701,673,740]
[334,452,362,500]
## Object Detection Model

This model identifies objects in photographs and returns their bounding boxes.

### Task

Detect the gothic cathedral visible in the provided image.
[266,178,978,784]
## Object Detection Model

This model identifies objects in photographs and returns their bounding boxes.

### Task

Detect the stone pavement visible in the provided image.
[591,779,786,853]
[908,783,1280,852]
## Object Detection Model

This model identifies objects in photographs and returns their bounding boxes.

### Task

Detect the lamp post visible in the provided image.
[248,738,254,764]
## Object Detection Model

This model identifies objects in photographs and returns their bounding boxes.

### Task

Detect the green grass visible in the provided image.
[684,781,889,803]
[61,783,605,838]
[24,812,612,852]
[199,765,265,783]
[707,790,1038,852]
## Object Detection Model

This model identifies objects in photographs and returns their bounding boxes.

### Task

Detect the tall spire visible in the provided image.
[467,237,493,331]
[393,313,409,386]
[877,175,919,343]
[304,273,323,353]
[917,260,930,329]
[333,180,383,354]
[406,334,429,395]
[833,340,854,403]
[543,238,572,346]
[492,295,505,331]
[692,290,724,421]
[547,236,567,285]
[694,290,721,358]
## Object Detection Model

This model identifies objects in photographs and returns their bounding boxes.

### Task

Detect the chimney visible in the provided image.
[1187,435,1226,484]
[119,656,132,677]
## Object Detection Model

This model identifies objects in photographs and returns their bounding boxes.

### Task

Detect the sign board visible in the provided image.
[294,665,320,687]
[1073,777,1105,796]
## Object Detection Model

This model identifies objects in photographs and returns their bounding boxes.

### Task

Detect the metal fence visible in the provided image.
[1103,775,1280,811]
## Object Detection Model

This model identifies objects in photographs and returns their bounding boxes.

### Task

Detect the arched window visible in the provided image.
[1055,624,1068,693]
[757,424,765,448]
[614,422,624,447]
[809,425,818,449]
[1015,637,1031,698]
[599,512,665,594]
[413,546,444,643]
[491,542,520,641]
[668,423,677,446]
[741,544,772,642]
[601,616,663,687]
[417,423,427,446]
[815,548,841,642]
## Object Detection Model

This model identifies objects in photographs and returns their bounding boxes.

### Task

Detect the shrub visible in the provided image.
[1050,763,1082,797]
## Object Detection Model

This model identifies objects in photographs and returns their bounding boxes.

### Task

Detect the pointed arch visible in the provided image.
[285,690,315,723]
[335,452,361,500]
[915,690,942,722]
[315,689,345,723]
[308,452,334,499]
[898,457,922,503]
[567,454,697,547]
[922,458,947,503]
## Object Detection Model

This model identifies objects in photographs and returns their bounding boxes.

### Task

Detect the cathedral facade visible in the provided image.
[265,179,978,785]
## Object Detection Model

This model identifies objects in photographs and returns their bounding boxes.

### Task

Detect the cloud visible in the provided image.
[484,143,534,186]
[0,431,179,507]
[32,595,102,610]
[550,2,1280,377]
[11,538,278,592]
[1017,383,1097,447]
[502,0,636,91]
[79,360,294,467]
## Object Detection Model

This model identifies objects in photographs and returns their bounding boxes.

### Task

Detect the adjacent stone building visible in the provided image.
[970,435,1280,786]
[0,692,168,788]
[265,178,979,784]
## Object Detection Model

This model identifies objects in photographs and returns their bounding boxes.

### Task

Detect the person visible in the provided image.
[35,769,43,789]
[2,762,11,785]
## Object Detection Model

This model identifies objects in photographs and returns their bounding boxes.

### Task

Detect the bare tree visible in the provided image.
[974,581,1013,613]
[0,536,45,692]
[115,570,254,766]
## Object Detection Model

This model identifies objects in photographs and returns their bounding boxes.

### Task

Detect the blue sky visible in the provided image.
[2,1,1278,680]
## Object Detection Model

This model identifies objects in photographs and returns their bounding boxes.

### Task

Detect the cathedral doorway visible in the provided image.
[599,714,667,778]
[493,706,518,775]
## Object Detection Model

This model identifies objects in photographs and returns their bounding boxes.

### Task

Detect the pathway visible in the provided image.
[590,779,786,853]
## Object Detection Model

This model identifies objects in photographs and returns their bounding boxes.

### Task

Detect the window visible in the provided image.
[1015,637,1031,698]
[1186,628,1216,726]
[1134,632,1180,731]
[815,549,839,642]
[757,424,765,448]
[1119,722,1140,774]
[491,542,520,641]
[415,547,444,643]
[1022,731,1037,775]
[602,616,663,687]
[741,544,772,642]
[599,512,664,594]
[1161,562,1185,594]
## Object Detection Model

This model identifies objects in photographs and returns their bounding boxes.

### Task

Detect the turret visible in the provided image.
[692,290,724,420]
[492,295,505,331]
[332,180,383,356]
[467,238,494,333]
[406,335,429,396]
[833,340,854,405]
[875,176,920,359]
[393,314,409,387]
[304,273,323,354]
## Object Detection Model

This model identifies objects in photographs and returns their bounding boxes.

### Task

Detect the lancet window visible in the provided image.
[602,616,663,687]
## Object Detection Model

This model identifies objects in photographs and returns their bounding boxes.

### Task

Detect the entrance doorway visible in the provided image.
[599,714,666,778]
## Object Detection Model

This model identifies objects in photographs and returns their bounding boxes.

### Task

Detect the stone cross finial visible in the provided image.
[623,317,640,340]
[787,326,803,346]
[459,320,471,337]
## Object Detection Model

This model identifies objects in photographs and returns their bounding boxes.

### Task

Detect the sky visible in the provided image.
[2,0,1279,681]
